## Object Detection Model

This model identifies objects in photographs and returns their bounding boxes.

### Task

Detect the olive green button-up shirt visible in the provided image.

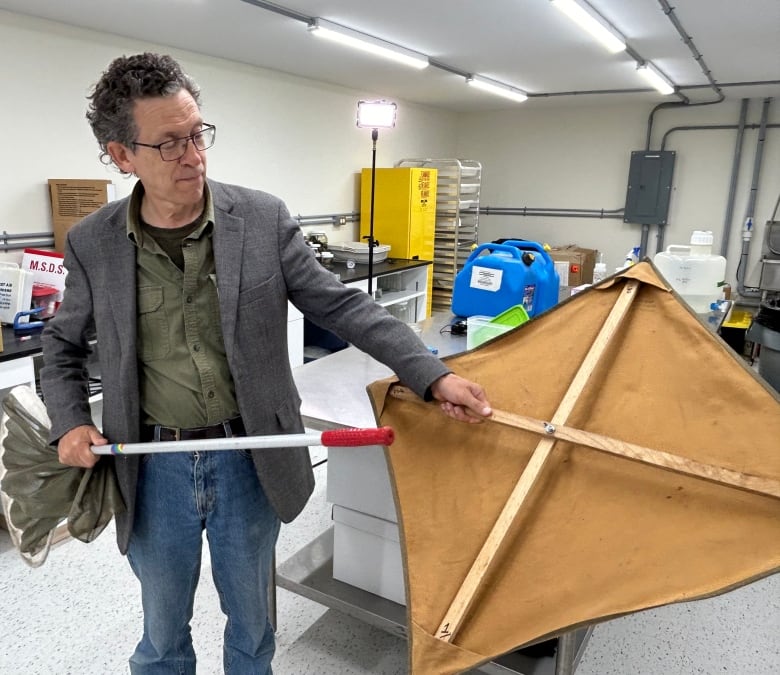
[127,182,239,428]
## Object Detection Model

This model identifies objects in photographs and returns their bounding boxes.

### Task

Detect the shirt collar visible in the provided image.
[126,181,214,246]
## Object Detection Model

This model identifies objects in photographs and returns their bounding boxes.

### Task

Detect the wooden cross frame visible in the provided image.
[389,278,780,645]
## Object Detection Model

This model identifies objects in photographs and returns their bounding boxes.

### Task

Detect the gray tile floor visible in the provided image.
[1,451,778,675]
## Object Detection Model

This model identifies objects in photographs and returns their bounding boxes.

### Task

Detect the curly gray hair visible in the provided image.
[86,53,201,172]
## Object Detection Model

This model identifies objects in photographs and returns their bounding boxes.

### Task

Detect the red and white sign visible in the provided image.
[21,248,67,305]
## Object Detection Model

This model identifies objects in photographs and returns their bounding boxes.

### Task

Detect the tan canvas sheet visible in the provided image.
[368,263,780,675]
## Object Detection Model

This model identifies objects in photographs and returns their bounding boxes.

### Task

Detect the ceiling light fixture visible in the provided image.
[308,18,429,70]
[550,0,626,53]
[636,61,675,95]
[466,75,528,103]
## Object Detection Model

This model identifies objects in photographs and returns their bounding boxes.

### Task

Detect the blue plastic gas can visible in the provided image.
[451,241,560,318]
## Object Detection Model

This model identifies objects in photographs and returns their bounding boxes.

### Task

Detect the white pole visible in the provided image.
[92,426,394,455]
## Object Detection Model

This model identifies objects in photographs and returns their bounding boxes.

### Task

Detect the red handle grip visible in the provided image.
[320,426,395,447]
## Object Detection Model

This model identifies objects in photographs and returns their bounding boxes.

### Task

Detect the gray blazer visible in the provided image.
[40,179,449,553]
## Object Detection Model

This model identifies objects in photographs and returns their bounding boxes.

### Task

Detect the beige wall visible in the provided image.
[0,10,458,262]
[457,100,779,286]
[1,9,778,288]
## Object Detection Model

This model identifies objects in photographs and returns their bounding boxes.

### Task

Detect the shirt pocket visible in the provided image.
[137,285,170,361]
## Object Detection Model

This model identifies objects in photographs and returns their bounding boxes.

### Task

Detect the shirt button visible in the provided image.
[193,344,200,352]
[207,391,215,399]
[186,296,193,303]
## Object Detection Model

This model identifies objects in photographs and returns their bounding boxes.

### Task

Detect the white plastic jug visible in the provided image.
[654,231,727,313]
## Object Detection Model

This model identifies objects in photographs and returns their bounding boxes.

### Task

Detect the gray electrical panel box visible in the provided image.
[624,150,675,225]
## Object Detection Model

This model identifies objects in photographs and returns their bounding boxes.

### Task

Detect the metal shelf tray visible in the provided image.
[276,527,591,675]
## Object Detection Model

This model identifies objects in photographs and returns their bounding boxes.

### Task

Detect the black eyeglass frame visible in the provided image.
[132,124,216,161]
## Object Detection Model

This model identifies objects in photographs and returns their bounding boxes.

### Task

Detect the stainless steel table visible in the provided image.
[283,312,591,675]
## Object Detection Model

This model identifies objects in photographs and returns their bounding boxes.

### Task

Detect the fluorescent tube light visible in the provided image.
[466,75,528,103]
[636,61,675,95]
[357,100,397,128]
[308,18,429,70]
[550,0,626,53]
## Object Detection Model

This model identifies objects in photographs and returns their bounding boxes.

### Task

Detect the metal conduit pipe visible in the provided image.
[296,212,359,221]
[652,106,780,255]
[742,99,772,233]
[646,102,684,151]
[1,231,54,242]
[533,80,780,102]
[639,223,651,259]
[657,0,724,101]
[0,231,55,252]
[656,223,667,255]
[295,212,359,227]
[683,80,780,92]
[644,1,726,150]
[479,209,624,220]
[242,0,777,106]
[481,207,623,216]
[291,206,631,226]
[660,121,780,151]
[645,98,744,150]
[239,0,310,22]
[655,103,750,252]
[737,98,772,298]
[721,100,750,257]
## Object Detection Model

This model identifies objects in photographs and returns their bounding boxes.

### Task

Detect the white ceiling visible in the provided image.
[1,0,779,112]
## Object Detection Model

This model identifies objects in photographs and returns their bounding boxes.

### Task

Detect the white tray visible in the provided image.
[329,242,391,264]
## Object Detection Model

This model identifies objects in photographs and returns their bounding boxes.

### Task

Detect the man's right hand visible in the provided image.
[57,425,107,468]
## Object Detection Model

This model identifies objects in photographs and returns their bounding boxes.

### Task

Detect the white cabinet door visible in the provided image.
[287,318,304,368]
[287,302,304,367]
[0,356,35,392]
[346,279,369,294]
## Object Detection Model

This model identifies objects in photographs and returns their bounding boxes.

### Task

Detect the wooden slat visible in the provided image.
[489,409,780,499]
[433,279,641,642]
[388,387,779,500]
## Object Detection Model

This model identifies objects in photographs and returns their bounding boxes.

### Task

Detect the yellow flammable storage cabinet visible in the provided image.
[360,167,437,317]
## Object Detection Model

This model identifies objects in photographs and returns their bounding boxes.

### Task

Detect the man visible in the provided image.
[40,53,491,674]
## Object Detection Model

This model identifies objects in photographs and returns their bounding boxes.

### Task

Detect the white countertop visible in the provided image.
[293,312,466,430]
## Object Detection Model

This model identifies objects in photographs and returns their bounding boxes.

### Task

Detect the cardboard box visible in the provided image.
[332,505,406,605]
[549,245,598,287]
[48,179,115,252]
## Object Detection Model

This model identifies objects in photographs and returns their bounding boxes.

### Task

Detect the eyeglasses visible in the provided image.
[133,124,216,161]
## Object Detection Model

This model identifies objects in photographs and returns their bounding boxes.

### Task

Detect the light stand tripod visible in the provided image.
[357,100,397,298]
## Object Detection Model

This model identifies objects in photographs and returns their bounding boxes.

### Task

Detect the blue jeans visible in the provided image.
[126,448,280,674]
